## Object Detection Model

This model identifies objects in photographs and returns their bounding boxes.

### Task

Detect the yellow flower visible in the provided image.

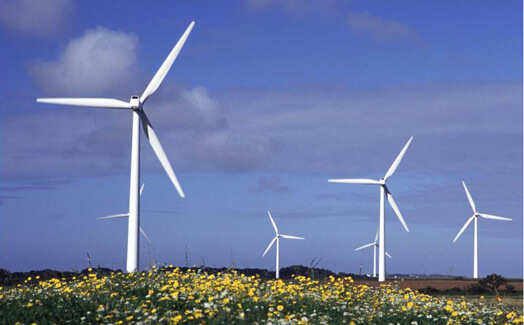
[126,315,134,321]
[151,308,157,314]
[277,305,284,311]
[27,303,33,307]
[222,298,230,304]
[171,315,182,324]
[407,301,413,309]
[507,312,517,319]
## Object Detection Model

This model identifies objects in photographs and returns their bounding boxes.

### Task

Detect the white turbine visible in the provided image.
[262,211,305,279]
[355,229,392,278]
[37,21,195,272]
[98,184,152,244]
[328,136,413,282]
[453,181,511,279]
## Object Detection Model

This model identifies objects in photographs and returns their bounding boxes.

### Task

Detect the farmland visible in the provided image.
[0,267,522,324]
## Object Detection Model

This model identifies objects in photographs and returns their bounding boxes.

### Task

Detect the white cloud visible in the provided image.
[346,12,420,43]
[29,27,140,96]
[0,0,74,38]
[183,87,217,115]
[244,0,340,16]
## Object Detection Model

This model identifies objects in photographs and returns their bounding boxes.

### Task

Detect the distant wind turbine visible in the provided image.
[355,229,392,278]
[329,136,413,282]
[36,22,195,272]
[453,181,511,279]
[98,183,152,245]
[262,211,305,279]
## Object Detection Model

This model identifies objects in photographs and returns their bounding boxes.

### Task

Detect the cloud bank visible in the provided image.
[1,81,520,183]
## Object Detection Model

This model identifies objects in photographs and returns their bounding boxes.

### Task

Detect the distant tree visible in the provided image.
[478,273,507,299]
[504,284,516,294]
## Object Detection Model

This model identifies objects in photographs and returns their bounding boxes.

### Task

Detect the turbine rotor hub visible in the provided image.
[379,178,386,185]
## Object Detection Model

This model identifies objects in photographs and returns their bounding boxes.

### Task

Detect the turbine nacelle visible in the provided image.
[130,96,141,109]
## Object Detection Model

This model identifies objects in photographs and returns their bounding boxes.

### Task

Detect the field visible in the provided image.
[0,267,522,324]
[373,279,523,291]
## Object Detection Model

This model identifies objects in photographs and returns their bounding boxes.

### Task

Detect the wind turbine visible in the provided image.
[98,183,152,245]
[453,181,511,279]
[36,21,195,272]
[262,211,305,279]
[355,229,392,278]
[328,136,413,282]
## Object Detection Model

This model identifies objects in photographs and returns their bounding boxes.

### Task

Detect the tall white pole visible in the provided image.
[126,110,141,273]
[473,216,478,279]
[373,244,377,277]
[276,236,280,279]
[378,185,386,282]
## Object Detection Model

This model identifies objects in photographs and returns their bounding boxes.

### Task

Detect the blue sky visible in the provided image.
[0,0,522,277]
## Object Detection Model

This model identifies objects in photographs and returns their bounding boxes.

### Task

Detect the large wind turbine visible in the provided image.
[262,211,305,279]
[355,229,392,278]
[37,21,195,272]
[453,181,511,279]
[98,184,152,245]
[328,137,413,282]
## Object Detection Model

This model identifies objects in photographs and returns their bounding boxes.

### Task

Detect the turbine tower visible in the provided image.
[98,184,152,245]
[37,21,195,272]
[355,229,392,278]
[262,211,305,279]
[453,181,512,279]
[328,136,413,282]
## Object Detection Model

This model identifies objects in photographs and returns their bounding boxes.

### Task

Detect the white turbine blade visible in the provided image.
[453,215,475,242]
[478,213,512,221]
[262,237,277,257]
[328,179,380,185]
[462,181,476,213]
[140,227,152,244]
[385,186,409,232]
[98,213,129,220]
[384,136,413,180]
[140,183,145,196]
[374,229,379,242]
[37,98,131,109]
[385,252,393,259]
[267,211,279,234]
[355,242,375,251]
[140,21,195,103]
[280,234,305,240]
[140,111,184,198]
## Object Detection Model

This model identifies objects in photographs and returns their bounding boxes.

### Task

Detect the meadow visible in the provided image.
[0,267,522,324]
